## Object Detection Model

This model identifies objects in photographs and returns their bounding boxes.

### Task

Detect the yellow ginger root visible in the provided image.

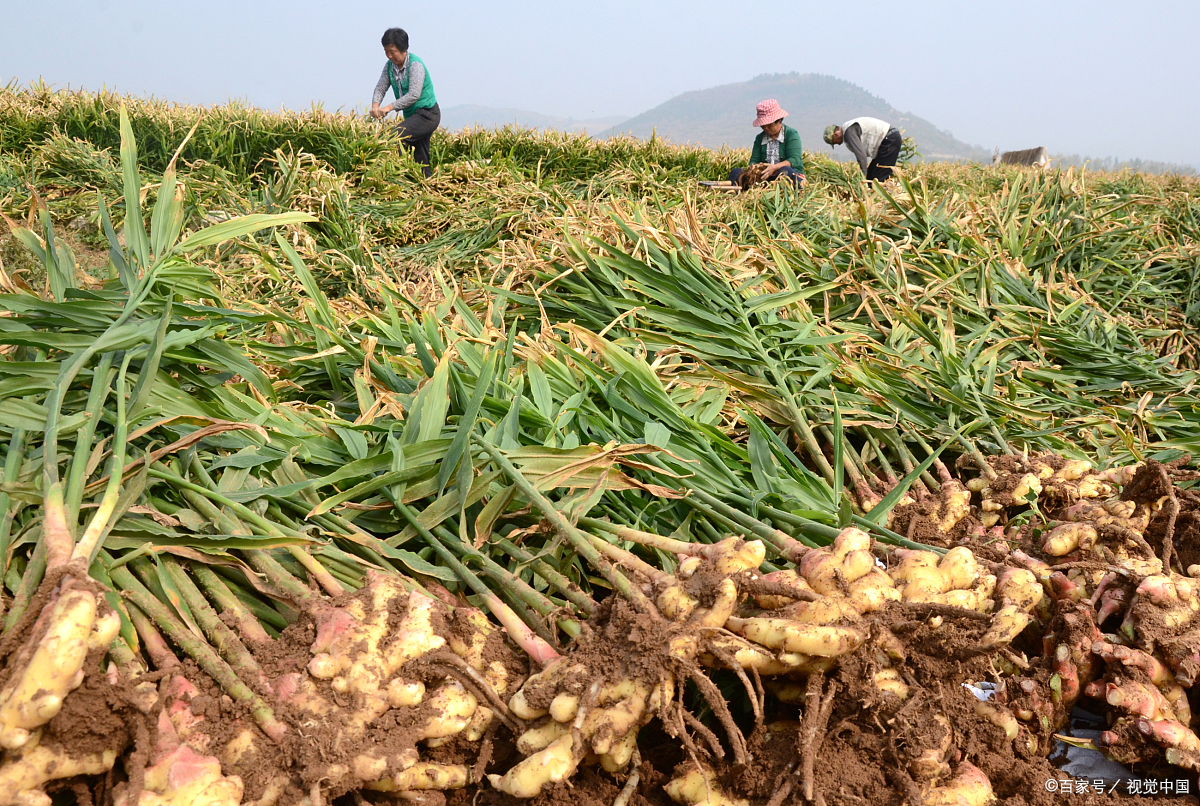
[1041,523,1098,556]
[509,657,588,720]
[516,720,571,755]
[888,549,940,594]
[731,618,865,657]
[975,702,1020,740]
[0,744,118,806]
[874,667,909,699]
[416,681,479,741]
[1091,641,1191,724]
[706,537,766,574]
[908,713,955,782]
[369,763,470,792]
[0,585,113,751]
[487,734,576,798]
[1095,463,1143,486]
[846,568,902,612]
[388,679,425,709]
[698,634,805,676]
[110,674,243,806]
[657,540,763,623]
[1137,575,1200,630]
[306,574,445,728]
[922,762,996,806]
[504,668,674,797]
[752,569,815,610]
[979,568,1043,647]
[1062,498,1149,533]
[443,609,510,742]
[1053,460,1092,483]
[664,763,749,806]
[1135,718,1200,771]
[657,584,700,621]
[936,481,973,533]
[889,547,995,610]
[799,527,874,595]
[778,596,861,625]
[116,745,244,806]
[1103,679,1181,721]
[971,464,1046,528]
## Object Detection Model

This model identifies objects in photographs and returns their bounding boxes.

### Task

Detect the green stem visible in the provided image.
[686,486,824,557]
[493,537,596,615]
[584,532,671,583]
[107,558,288,742]
[242,550,323,610]
[433,521,576,623]
[210,566,292,630]
[64,353,115,527]
[0,428,29,578]
[740,312,836,485]
[190,563,273,644]
[860,427,902,488]
[160,557,274,693]
[125,601,181,670]
[473,436,656,616]
[73,354,131,564]
[393,500,579,641]
[694,516,725,544]
[884,429,940,493]
[107,636,143,672]
[580,517,702,556]
[947,428,997,481]
[817,424,879,507]
[909,430,955,484]
[185,458,344,596]
[3,538,46,633]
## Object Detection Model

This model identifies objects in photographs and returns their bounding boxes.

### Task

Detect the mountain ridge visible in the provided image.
[616,72,990,162]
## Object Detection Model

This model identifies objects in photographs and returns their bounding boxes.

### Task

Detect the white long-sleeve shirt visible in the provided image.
[842,117,892,175]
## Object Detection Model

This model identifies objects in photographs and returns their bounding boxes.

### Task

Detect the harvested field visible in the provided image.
[0,87,1198,805]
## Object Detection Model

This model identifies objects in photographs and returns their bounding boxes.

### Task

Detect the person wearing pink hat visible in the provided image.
[728,100,806,188]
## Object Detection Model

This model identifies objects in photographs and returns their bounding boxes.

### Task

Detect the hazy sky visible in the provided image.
[4,0,1198,166]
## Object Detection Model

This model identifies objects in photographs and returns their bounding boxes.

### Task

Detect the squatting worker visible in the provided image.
[823,117,902,184]
[729,100,806,188]
[370,28,440,178]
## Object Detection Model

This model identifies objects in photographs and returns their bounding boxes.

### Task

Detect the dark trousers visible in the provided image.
[393,103,441,177]
[866,128,902,182]
[728,165,805,188]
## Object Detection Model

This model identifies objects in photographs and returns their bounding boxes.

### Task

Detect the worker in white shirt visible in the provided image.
[823,118,902,183]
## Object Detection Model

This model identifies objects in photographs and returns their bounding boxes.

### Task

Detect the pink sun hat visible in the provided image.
[752,99,788,127]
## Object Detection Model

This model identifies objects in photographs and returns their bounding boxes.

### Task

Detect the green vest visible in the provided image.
[388,55,437,112]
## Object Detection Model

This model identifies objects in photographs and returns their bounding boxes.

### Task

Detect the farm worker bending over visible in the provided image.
[728,100,806,189]
[370,28,440,178]
[824,117,901,184]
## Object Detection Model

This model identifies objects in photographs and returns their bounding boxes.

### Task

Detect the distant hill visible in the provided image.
[617,73,991,163]
[440,105,628,136]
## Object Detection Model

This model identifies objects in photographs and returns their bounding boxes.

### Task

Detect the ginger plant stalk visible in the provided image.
[106,558,288,741]
[189,563,272,644]
[494,536,597,616]
[159,557,275,694]
[72,355,132,565]
[472,436,657,615]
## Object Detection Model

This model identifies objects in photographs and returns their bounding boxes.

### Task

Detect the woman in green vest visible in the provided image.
[370,28,440,178]
[728,99,806,189]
